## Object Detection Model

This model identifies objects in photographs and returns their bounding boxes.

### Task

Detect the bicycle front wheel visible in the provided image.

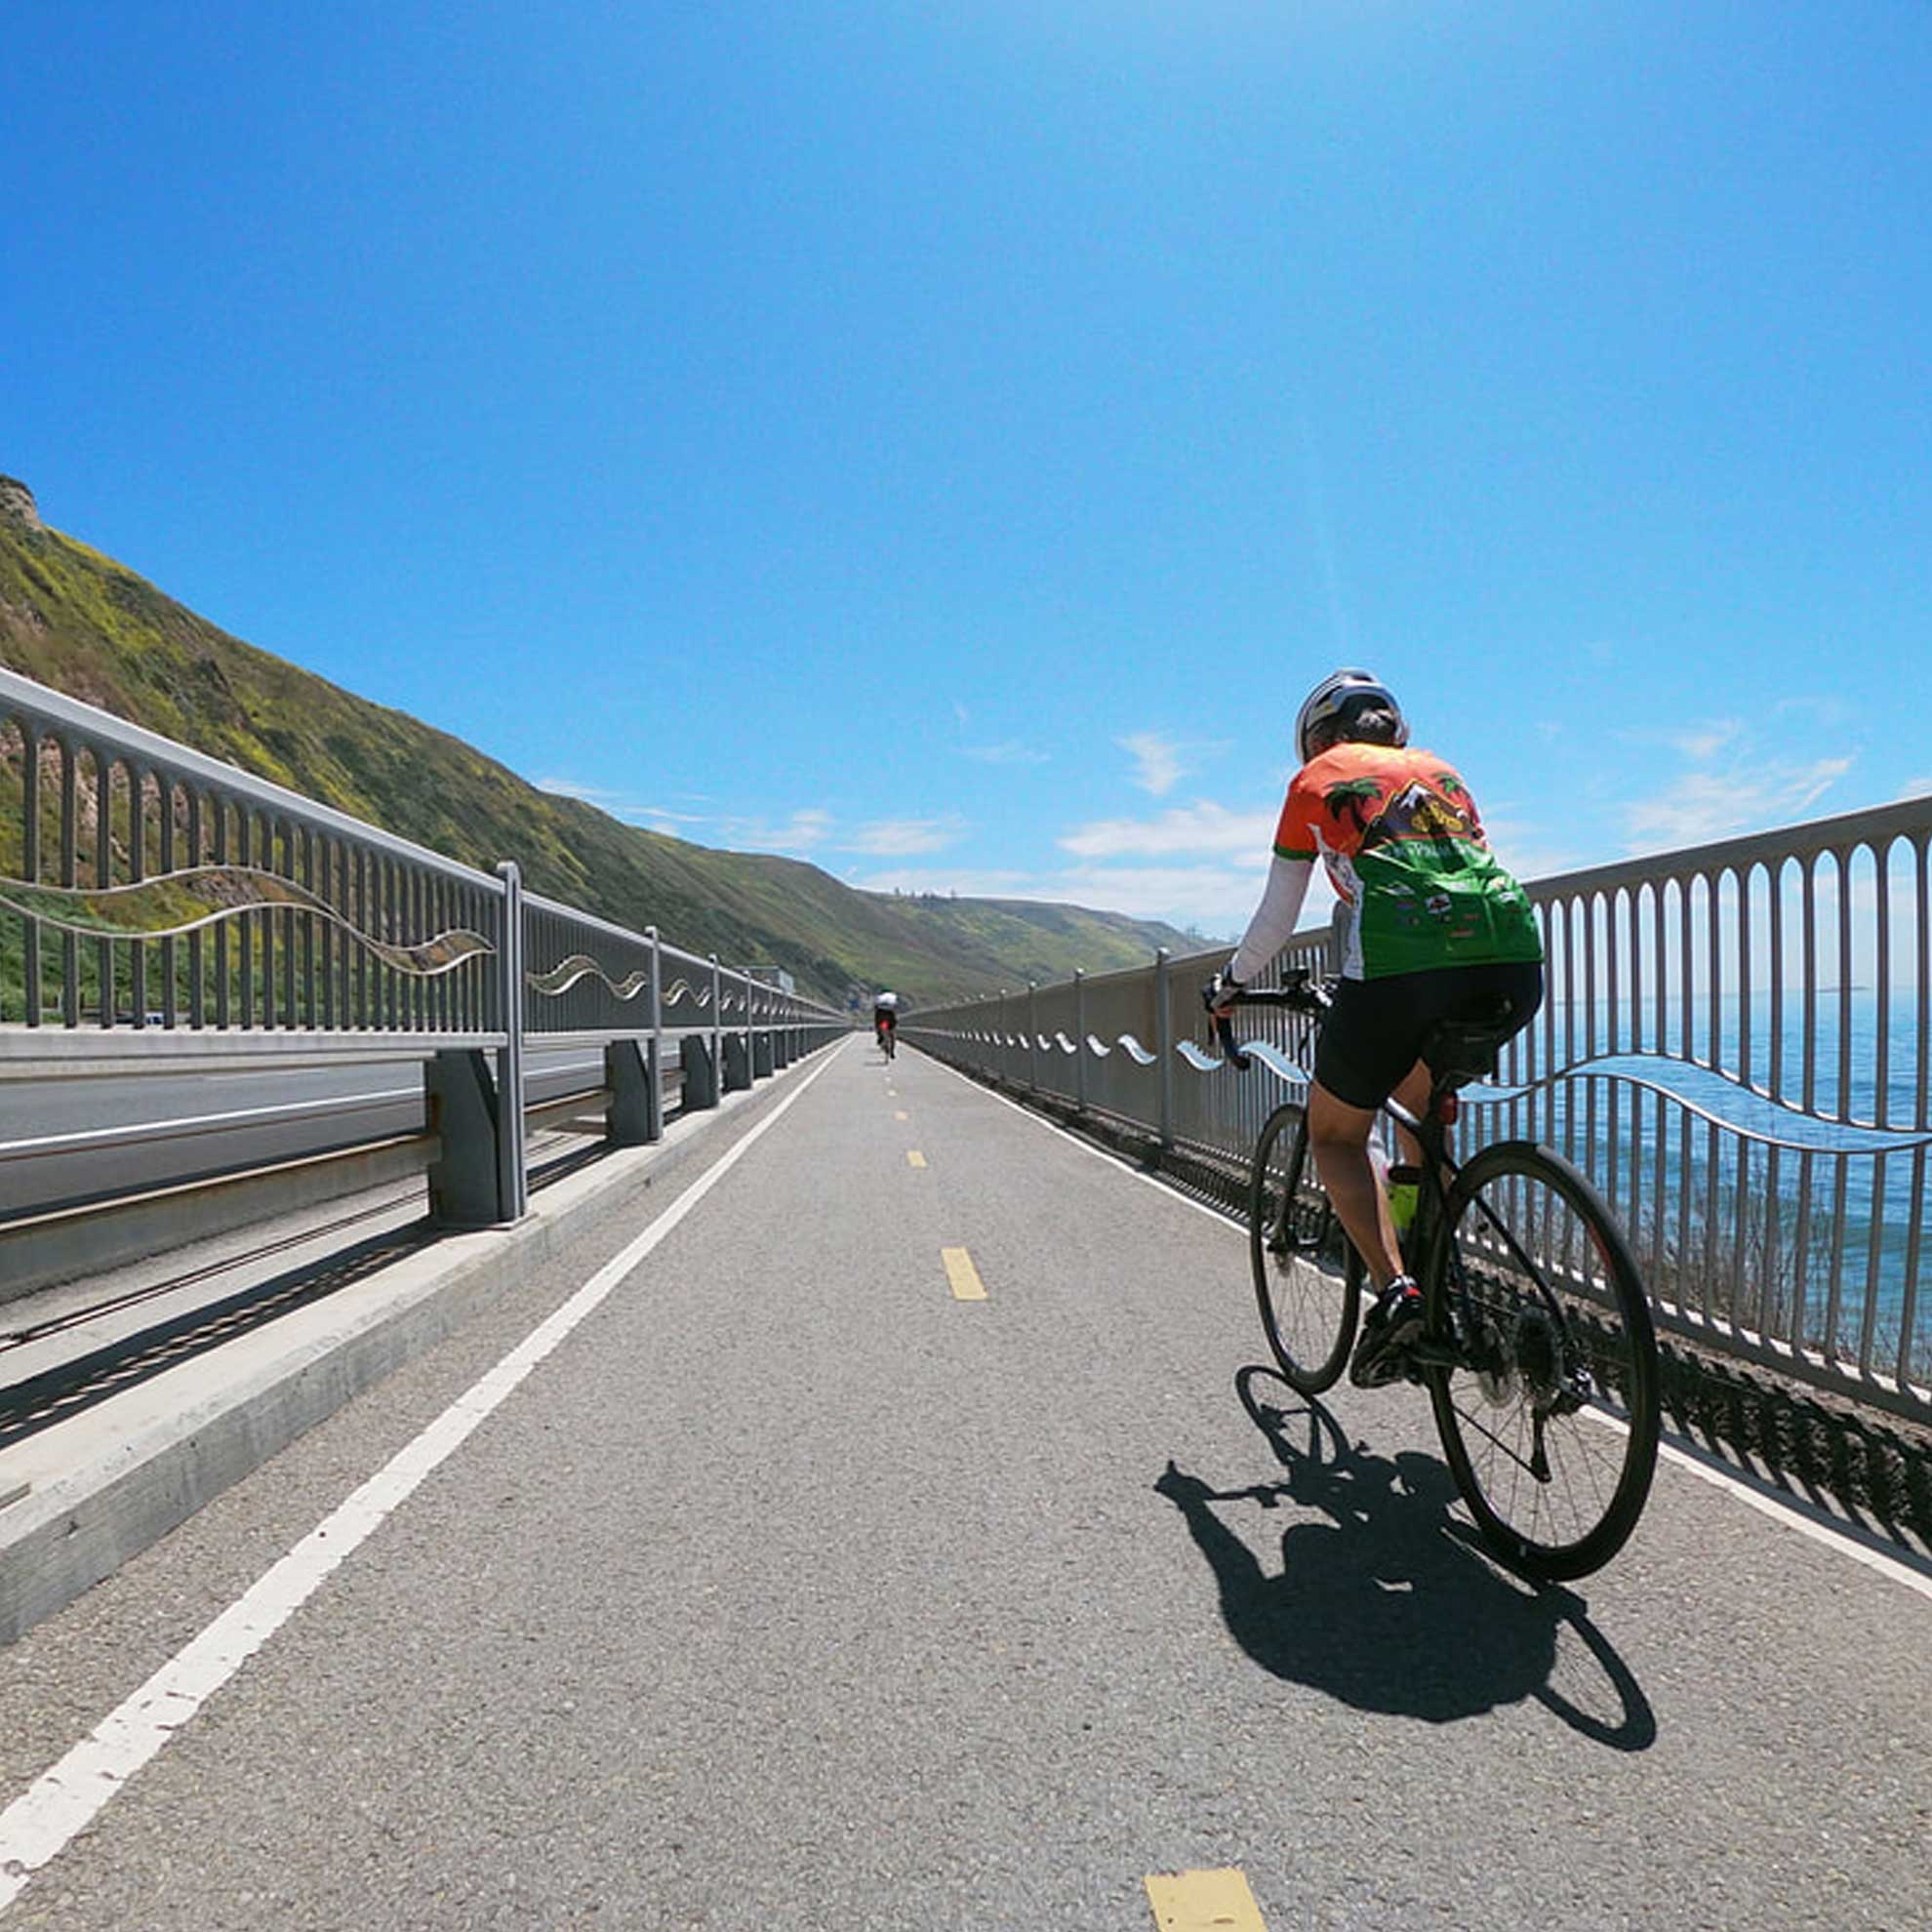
[1426,1141,1660,1580]
[1250,1102,1362,1393]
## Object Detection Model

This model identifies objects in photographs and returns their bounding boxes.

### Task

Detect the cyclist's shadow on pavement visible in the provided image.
[1154,1367,1657,1751]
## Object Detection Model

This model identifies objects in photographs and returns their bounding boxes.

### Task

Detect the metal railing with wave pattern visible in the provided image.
[903,794,1932,1424]
[0,667,847,1240]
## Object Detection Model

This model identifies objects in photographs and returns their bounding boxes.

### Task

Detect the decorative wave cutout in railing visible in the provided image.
[526,956,650,1001]
[946,1023,1930,1159]
[1461,1052,1932,1156]
[0,866,495,978]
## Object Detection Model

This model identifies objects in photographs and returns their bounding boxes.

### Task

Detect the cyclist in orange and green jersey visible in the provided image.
[1207,669,1545,1387]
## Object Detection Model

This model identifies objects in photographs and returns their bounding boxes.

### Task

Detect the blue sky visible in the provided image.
[6,2,1928,939]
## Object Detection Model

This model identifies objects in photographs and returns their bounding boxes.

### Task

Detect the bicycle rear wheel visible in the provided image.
[1249,1102,1362,1393]
[1425,1140,1660,1580]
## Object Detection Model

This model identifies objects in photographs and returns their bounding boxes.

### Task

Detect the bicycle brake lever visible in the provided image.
[1214,1011,1252,1073]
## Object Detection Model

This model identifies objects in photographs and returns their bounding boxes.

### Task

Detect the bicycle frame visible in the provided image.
[1217,977,1487,1375]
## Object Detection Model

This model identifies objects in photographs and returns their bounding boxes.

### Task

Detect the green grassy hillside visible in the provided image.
[0,482,1204,1005]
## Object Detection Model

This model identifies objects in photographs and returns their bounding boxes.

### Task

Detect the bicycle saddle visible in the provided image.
[1421,994,1527,1090]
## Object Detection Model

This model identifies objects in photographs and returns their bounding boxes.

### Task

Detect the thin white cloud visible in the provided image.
[1773,693,1854,730]
[1060,800,1276,860]
[1054,864,1273,927]
[714,808,835,856]
[852,853,1291,938]
[1119,732,1187,797]
[1478,808,1579,887]
[962,740,1050,766]
[1625,757,1853,851]
[1661,719,1743,761]
[844,816,969,857]
[1898,776,1932,802]
[537,776,705,831]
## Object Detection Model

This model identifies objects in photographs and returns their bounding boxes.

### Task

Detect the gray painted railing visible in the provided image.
[905,796,1932,1424]
[0,667,846,1246]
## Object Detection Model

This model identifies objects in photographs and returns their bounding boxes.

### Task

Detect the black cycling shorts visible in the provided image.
[1313,960,1544,1111]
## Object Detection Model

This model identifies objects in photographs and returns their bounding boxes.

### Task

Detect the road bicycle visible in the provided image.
[1214,973,1660,1580]
[876,1022,897,1061]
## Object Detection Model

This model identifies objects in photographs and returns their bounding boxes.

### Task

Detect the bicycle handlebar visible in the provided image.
[1208,969,1332,1073]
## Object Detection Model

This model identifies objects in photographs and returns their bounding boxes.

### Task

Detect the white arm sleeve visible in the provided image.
[1228,854,1314,986]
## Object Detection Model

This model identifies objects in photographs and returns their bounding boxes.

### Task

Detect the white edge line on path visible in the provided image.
[908,1047,1241,1234]
[1651,1429,1932,1601]
[0,1036,851,1914]
[905,1047,1932,1602]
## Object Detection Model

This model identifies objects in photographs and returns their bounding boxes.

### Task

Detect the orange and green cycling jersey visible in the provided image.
[1273,744,1543,980]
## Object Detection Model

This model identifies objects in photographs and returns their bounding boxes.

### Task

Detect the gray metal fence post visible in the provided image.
[645,924,665,1140]
[496,861,528,1219]
[1155,946,1173,1150]
[709,952,722,1084]
[1028,981,1039,1093]
[433,861,526,1226]
[1074,969,1087,1113]
[752,976,775,1077]
[721,967,750,1091]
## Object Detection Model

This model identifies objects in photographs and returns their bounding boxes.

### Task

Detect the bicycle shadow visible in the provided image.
[1153,1367,1657,1750]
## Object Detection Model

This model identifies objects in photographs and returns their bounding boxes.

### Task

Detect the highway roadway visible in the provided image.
[0,1037,1923,1928]
[0,1047,614,1219]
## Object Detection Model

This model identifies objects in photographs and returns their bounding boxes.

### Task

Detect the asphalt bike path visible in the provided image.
[0,1037,1923,1928]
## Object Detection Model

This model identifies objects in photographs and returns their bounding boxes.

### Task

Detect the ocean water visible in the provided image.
[1469,986,1929,1382]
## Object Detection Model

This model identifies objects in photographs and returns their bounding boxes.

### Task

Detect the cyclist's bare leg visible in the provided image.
[1389,1059,1432,1169]
[1307,1083,1405,1290]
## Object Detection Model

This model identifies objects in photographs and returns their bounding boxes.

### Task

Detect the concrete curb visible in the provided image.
[0,1047,839,1644]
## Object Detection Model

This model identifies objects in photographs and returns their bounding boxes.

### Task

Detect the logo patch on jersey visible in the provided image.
[1355,781,1478,854]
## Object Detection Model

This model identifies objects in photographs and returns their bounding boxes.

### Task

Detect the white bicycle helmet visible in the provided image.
[1295,668,1409,764]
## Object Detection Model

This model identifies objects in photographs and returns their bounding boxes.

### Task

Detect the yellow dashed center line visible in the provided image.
[906,1149,927,1168]
[894,1109,908,1121]
[941,1247,986,1301]
[1144,1869,1268,1930]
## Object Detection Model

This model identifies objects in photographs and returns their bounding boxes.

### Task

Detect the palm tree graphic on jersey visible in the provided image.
[1323,777,1384,836]
[1325,774,1477,851]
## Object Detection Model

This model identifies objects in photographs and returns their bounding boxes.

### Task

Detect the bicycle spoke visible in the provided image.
[1250,1104,1359,1393]
[1429,1142,1660,1579]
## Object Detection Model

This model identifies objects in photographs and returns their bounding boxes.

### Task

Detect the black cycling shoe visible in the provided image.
[1349,1278,1425,1389]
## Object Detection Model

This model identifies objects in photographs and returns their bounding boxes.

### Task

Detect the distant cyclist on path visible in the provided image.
[872,989,901,1055]
[1207,670,1545,1387]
